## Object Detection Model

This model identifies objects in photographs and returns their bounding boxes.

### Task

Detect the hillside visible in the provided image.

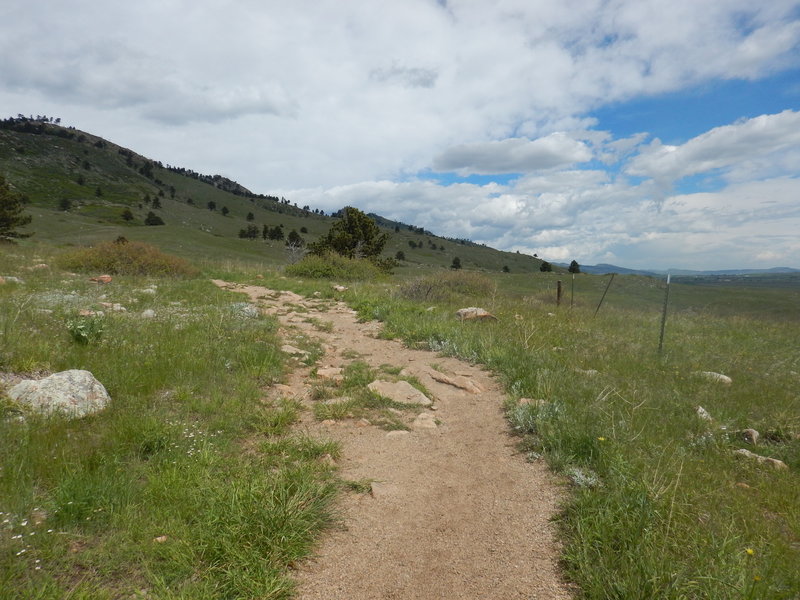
[0,117,547,274]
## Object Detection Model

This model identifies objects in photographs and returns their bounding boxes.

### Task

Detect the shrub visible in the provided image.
[398,270,495,302]
[56,240,198,277]
[285,253,385,281]
[66,315,104,345]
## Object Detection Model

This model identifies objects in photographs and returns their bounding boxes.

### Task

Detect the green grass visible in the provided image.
[0,246,339,599]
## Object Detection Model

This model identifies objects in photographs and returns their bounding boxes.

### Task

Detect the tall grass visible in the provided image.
[350,270,800,599]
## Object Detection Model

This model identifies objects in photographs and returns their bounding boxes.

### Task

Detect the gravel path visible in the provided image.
[214,281,573,600]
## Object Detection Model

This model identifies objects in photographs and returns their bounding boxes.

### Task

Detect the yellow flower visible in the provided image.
[597,437,606,442]
[746,548,755,556]
[753,575,762,582]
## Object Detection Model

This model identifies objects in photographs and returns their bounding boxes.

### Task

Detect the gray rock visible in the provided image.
[231,303,259,319]
[696,406,713,421]
[8,370,111,418]
[141,309,156,319]
[733,448,788,470]
[367,380,432,406]
[695,371,732,385]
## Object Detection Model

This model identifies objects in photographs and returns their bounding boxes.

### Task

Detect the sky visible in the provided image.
[1,0,799,270]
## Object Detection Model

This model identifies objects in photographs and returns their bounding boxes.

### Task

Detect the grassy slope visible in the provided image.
[1,125,546,275]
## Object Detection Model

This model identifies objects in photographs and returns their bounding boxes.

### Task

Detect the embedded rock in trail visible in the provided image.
[281,344,309,357]
[316,367,344,382]
[8,370,111,418]
[412,412,438,430]
[427,370,483,394]
[455,307,497,321]
[367,380,432,406]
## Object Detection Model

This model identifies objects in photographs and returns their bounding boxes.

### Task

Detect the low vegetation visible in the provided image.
[285,252,387,281]
[56,239,198,277]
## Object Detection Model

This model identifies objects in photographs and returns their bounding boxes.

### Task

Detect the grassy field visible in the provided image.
[0,245,341,599]
[2,239,799,599]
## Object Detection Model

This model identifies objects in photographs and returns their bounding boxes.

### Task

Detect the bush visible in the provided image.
[398,270,495,302]
[56,240,198,277]
[285,253,385,281]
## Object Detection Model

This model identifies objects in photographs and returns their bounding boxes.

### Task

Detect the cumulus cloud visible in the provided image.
[433,134,592,174]
[1,0,799,269]
[626,110,800,185]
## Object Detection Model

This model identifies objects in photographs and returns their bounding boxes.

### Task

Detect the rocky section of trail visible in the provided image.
[213,281,573,600]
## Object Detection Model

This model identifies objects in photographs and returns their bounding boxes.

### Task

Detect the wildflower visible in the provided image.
[597,436,606,442]
[753,575,761,582]
[746,548,755,556]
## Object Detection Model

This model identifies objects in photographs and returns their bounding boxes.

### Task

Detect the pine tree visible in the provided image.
[0,176,32,241]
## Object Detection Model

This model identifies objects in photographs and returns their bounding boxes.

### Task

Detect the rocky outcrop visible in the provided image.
[455,307,497,321]
[8,370,111,418]
[733,448,788,470]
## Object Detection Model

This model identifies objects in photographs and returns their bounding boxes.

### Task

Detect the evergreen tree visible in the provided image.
[0,176,32,241]
[451,257,462,270]
[286,229,304,246]
[121,208,134,221]
[308,206,387,260]
[144,211,164,226]
[151,196,161,209]
[539,261,552,272]
[246,212,255,221]
[395,250,406,261]
[221,206,229,216]
[568,260,581,274]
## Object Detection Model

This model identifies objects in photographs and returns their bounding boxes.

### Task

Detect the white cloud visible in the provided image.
[626,110,800,185]
[432,134,592,174]
[0,0,799,269]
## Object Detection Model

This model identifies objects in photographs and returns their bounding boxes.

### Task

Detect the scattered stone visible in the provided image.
[281,344,308,357]
[696,406,713,421]
[317,367,344,382]
[455,307,497,321]
[320,453,337,466]
[733,448,789,470]
[738,429,760,445]
[139,287,157,295]
[355,418,371,427]
[0,276,24,284]
[255,274,264,279]
[153,536,168,543]
[312,291,321,297]
[78,309,104,317]
[428,371,483,394]
[231,303,259,319]
[695,371,732,385]
[333,285,348,292]
[321,419,338,426]
[141,309,156,319]
[386,430,410,439]
[735,482,751,489]
[99,302,127,312]
[322,396,351,405]
[8,369,111,419]
[575,368,599,377]
[412,412,438,430]
[367,380,432,406]
[89,275,113,284]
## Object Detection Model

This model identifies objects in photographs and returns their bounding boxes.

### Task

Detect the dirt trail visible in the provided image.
[214,281,573,600]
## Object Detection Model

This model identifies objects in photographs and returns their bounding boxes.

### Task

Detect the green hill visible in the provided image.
[0,116,547,274]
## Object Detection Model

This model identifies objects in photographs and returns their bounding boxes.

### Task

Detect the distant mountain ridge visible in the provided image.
[559,263,800,277]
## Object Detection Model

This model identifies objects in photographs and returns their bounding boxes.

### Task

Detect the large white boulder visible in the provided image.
[8,370,111,419]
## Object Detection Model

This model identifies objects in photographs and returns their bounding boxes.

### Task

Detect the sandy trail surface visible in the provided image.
[214,281,573,600]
